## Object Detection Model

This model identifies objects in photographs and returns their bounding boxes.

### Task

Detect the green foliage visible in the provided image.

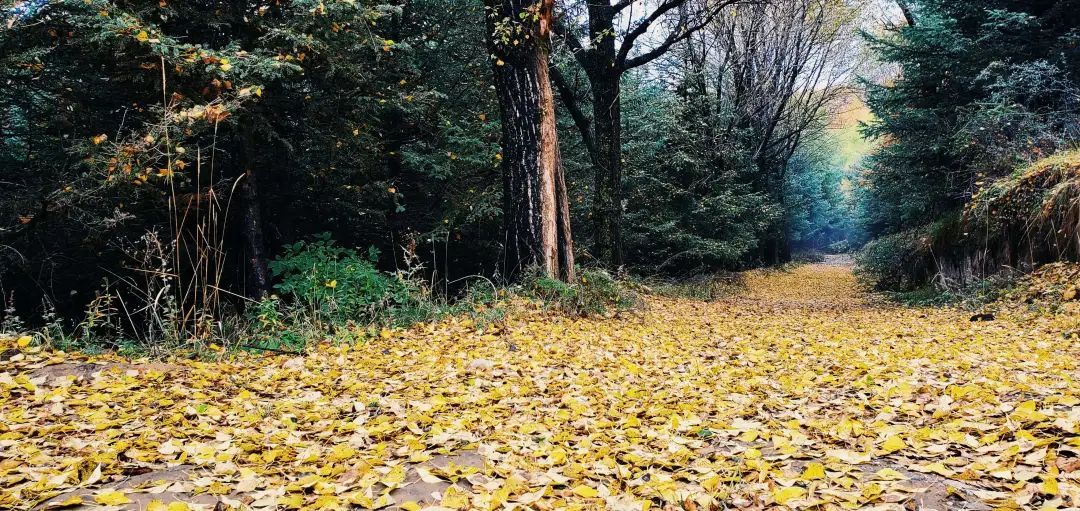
[618,77,779,274]
[525,268,640,316]
[455,285,507,332]
[854,227,933,292]
[857,0,1080,289]
[268,234,427,328]
[245,296,312,354]
[859,0,1080,234]
[884,270,1022,309]
[1,0,862,349]
[963,150,1080,261]
[785,138,858,252]
[828,240,852,254]
[257,234,508,352]
[0,0,503,331]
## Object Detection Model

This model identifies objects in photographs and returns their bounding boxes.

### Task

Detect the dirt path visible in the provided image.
[821,254,854,267]
[2,265,1079,510]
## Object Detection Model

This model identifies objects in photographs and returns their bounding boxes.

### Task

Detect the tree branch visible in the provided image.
[616,0,686,67]
[550,65,599,161]
[620,0,744,70]
[896,0,916,27]
[551,15,593,69]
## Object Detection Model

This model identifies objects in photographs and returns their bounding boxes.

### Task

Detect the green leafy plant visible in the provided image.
[244,295,311,353]
[525,267,640,316]
[854,227,934,292]
[268,234,426,328]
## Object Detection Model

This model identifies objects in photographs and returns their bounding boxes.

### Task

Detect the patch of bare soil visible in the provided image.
[28,362,184,384]
[385,451,485,510]
[34,465,215,510]
[34,452,486,510]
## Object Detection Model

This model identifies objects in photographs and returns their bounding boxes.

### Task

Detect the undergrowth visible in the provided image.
[883,268,1024,309]
[859,150,1080,294]
[640,273,745,301]
[523,267,642,316]
[1,238,646,357]
[889,263,1080,321]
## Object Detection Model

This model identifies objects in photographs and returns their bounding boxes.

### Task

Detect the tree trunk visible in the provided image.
[896,0,916,26]
[555,0,736,269]
[590,75,623,269]
[239,168,271,298]
[486,0,574,281]
[579,2,623,269]
[555,150,576,281]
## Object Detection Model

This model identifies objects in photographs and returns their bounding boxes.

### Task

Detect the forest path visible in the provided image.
[4,265,1080,510]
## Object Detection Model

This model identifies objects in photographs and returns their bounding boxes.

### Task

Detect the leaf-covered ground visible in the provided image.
[3,264,1080,510]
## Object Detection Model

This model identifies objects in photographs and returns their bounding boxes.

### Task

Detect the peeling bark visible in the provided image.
[486,0,574,280]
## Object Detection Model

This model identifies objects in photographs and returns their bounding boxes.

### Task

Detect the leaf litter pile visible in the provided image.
[3,264,1080,510]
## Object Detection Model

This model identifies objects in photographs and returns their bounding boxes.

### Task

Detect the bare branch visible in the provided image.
[550,65,599,160]
[620,0,744,70]
[551,15,593,69]
[617,0,687,65]
[897,0,916,27]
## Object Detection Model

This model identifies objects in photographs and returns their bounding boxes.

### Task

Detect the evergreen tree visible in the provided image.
[860,0,1080,237]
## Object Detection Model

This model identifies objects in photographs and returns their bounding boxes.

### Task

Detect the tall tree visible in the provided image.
[485,0,575,280]
[552,0,742,268]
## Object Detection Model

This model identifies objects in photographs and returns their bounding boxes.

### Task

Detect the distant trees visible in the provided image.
[711,0,863,263]
[607,0,863,270]
[553,0,744,267]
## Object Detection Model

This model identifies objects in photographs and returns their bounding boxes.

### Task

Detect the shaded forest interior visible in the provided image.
[1,0,1078,348]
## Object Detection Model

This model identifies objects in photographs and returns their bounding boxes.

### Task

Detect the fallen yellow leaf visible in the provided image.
[572,484,600,498]
[93,490,132,506]
[772,486,805,505]
[881,435,906,453]
[802,462,825,481]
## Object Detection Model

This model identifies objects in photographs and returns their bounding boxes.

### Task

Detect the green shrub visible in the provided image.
[244,295,312,353]
[268,234,428,328]
[854,227,933,291]
[456,284,506,331]
[855,212,967,292]
[525,267,641,316]
[885,270,1022,309]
